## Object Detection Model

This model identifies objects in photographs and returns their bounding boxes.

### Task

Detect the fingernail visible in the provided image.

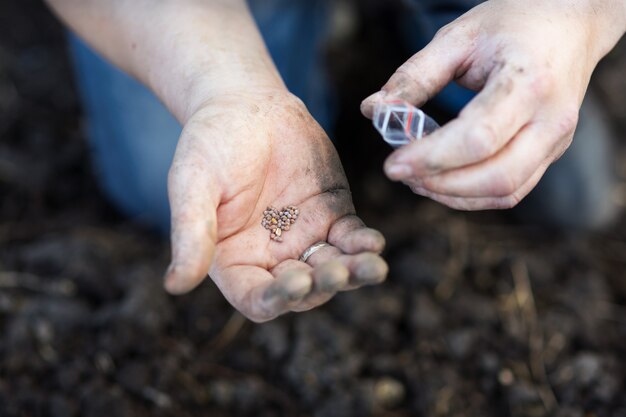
[274,271,312,302]
[164,262,176,281]
[361,91,388,113]
[354,255,389,285]
[314,261,349,292]
[410,184,427,195]
[386,149,410,165]
[385,164,413,179]
[363,90,386,103]
[163,263,185,294]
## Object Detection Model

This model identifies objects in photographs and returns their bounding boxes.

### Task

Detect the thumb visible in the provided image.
[164,152,220,295]
[361,26,472,118]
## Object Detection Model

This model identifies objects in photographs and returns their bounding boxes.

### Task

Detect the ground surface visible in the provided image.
[1,2,626,417]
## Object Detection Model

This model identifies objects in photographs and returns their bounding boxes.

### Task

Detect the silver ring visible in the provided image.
[299,241,331,263]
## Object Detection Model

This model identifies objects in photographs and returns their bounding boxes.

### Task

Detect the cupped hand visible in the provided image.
[164,91,387,322]
[362,0,625,210]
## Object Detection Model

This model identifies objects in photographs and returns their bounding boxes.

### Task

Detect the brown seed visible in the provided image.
[261,205,299,242]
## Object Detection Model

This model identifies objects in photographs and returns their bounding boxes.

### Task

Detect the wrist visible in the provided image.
[128,0,286,123]
[172,14,289,123]
[583,0,626,60]
[162,46,287,123]
[506,0,626,61]
[183,76,289,123]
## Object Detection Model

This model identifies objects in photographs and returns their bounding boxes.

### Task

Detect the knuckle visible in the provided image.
[409,183,428,195]
[494,188,527,209]
[555,106,580,138]
[245,299,278,324]
[433,22,459,40]
[501,194,522,209]
[465,122,500,160]
[387,66,421,93]
[247,313,273,324]
[483,195,521,210]
[443,197,474,211]
[528,68,555,98]
[553,135,574,161]
[490,169,519,197]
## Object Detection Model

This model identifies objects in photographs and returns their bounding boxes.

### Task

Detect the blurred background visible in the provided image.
[2,1,626,416]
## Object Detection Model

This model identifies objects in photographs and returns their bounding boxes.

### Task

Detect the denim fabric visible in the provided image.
[69,0,611,232]
[69,35,180,230]
[69,0,332,232]
[400,0,484,114]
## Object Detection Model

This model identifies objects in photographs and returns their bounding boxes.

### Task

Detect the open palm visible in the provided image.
[164,91,388,322]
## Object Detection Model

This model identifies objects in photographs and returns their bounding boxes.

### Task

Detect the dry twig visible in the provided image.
[511,260,558,412]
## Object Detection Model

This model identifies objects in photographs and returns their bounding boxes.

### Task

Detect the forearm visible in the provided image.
[45,0,285,122]
[583,0,626,58]
[512,0,626,59]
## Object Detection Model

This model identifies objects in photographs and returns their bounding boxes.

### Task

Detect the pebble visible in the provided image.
[373,377,405,409]
[498,368,514,386]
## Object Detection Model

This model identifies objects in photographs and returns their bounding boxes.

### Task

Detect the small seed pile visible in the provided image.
[261,205,299,242]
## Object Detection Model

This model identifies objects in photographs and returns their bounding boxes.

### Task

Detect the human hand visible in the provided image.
[362,0,626,210]
[44,0,387,322]
[164,90,388,322]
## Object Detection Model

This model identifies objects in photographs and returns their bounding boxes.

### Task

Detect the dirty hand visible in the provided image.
[362,0,626,210]
[45,0,387,321]
[164,91,388,322]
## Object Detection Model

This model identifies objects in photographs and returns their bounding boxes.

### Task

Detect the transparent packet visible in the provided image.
[373,100,440,148]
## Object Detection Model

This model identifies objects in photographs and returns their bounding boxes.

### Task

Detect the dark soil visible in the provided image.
[2,1,626,417]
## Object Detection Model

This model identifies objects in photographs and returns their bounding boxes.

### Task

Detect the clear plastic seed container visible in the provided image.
[373,100,440,148]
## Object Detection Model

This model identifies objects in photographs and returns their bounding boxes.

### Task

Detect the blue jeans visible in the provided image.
[69,0,614,232]
[69,0,335,232]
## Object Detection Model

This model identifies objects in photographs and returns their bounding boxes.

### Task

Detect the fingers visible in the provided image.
[216,264,313,323]
[290,260,351,313]
[311,260,350,293]
[403,121,574,209]
[409,166,548,211]
[339,252,389,289]
[414,123,550,197]
[328,215,386,254]
[306,244,389,288]
[292,243,388,312]
[265,262,313,303]
[164,149,220,295]
[214,240,389,322]
[361,25,473,118]
[384,64,542,180]
[270,256,352,315]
